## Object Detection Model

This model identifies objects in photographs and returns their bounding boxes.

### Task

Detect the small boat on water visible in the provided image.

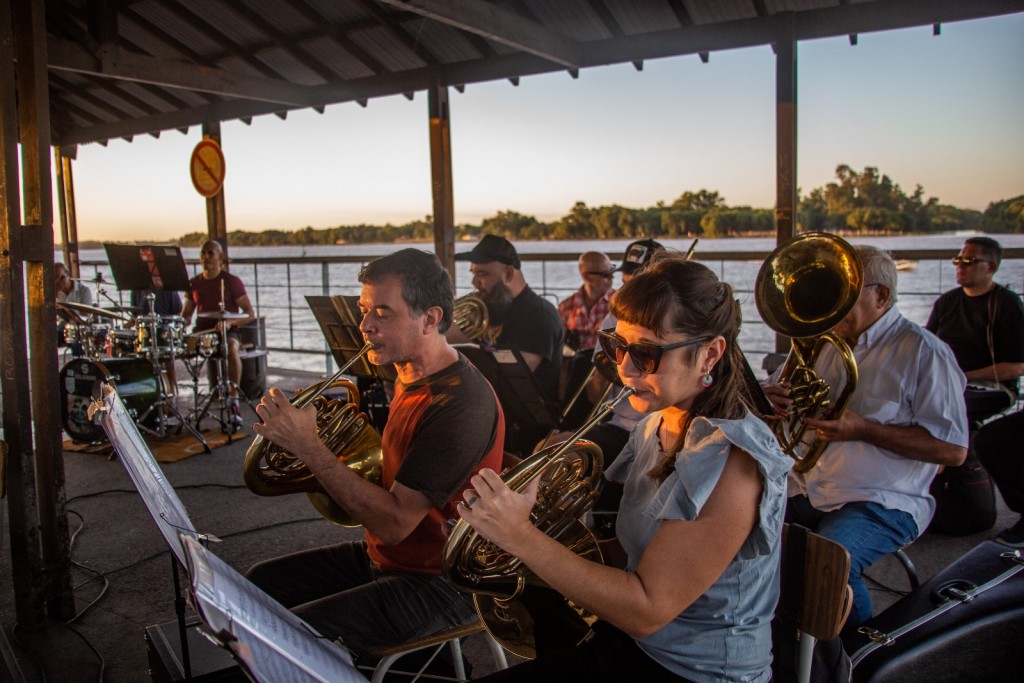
[896,259,918,272]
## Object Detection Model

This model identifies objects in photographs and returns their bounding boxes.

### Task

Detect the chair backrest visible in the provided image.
[780,523,852,641]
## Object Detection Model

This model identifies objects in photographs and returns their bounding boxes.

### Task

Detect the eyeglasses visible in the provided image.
[584,270,615,278]
[598,329,711,374]
[951,256,990,267]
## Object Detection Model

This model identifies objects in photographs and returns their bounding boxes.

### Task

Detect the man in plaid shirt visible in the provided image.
[558,251,615,352]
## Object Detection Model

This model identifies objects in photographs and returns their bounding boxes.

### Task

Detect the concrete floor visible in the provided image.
[0,367,1017,682]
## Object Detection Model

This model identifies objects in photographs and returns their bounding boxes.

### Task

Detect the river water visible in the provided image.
[65,233,1024,375]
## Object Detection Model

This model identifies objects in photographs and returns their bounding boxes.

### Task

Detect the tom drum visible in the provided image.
[135,315,186,356]
[106,328,138,358]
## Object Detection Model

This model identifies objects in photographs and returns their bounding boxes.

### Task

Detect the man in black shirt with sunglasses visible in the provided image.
[926,236,1024,541]
[926,236,1024,426]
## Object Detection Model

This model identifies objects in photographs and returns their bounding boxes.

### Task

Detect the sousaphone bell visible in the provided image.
[755,232,862,472]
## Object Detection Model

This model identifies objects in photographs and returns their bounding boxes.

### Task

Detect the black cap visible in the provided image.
[454,234,521,269]
[614,239,664,275]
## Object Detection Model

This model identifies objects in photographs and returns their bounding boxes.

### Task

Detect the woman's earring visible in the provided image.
[701,372,714,388]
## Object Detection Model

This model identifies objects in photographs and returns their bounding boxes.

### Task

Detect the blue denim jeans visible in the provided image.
[786,496,918,627]
[244,540,478,652]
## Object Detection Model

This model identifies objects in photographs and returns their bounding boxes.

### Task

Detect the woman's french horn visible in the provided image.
[442,386,635,659]
[243,342,382,526]
[755,232,863,472]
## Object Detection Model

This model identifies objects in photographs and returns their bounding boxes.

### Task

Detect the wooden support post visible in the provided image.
[202,121,229,259]
[428,82,456,282]
[775,14,798,353]
[1,0,75,625]
[54,147,81,278]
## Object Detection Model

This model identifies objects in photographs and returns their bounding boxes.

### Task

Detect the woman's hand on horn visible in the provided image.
[252,387,320,458]
[458,469,540,554]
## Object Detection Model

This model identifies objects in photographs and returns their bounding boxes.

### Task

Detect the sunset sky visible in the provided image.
[61,13,1023,243]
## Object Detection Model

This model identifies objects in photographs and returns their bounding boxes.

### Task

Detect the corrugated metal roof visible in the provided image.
[40,0,1024,147]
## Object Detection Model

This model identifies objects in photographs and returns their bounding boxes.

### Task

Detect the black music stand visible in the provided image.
[456,344,560,456]
[104,243,190,294]
[103,244,209,451]
[307,295,395,431]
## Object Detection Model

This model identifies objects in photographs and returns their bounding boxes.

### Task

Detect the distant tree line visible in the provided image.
[160,164,1019,247]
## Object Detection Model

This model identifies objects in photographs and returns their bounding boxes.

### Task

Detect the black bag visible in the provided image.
[927,450,996,536]
[844,541,1024,683]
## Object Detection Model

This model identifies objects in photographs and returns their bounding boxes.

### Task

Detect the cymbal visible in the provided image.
[197,310,248,320]
[55,302,86,324]
[58,301,131,321]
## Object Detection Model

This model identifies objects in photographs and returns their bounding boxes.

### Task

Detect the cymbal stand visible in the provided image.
[134,300,211,453]
[187,313,249,441]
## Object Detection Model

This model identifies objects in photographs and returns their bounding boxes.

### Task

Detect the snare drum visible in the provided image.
[135,315,186,356]
[185,332,221,358]
[60,357,169,443]
[106,328,138,357]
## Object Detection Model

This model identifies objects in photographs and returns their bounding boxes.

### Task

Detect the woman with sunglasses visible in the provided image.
[460,255,791,683]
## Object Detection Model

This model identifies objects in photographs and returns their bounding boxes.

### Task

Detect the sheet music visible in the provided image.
[181,536,366,683]
[93,385,199,566]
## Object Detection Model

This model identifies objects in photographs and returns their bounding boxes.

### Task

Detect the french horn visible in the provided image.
[453,291,491,343]
[755,232,862,472]
[243,342,382,526]
[442,385,635,659]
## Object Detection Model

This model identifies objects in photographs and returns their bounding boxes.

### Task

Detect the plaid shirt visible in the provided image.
[558,286,613,351]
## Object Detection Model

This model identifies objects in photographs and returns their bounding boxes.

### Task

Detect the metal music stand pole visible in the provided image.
[171,555,193,680]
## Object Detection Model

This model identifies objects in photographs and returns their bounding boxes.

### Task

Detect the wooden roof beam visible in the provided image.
[377,0,581,69]
[47,39,317,107]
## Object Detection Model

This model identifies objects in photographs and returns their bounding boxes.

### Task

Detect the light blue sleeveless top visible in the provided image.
[605,410,791,683]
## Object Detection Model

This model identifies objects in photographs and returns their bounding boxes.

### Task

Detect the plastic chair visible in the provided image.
[778,523,853,683]
[359,620,508,683]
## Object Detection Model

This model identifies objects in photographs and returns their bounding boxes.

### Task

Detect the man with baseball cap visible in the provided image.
[450,234,564,455]
[614,238,665,277]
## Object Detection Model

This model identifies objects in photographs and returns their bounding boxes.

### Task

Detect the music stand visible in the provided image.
[306,295,397,383]
[102,244,208,450]
[104,243,190,293]
[455,344,560,455]
[307,295,395,431]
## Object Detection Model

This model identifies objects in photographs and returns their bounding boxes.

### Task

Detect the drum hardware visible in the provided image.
[186,309,253,439]
[133,309,210,452]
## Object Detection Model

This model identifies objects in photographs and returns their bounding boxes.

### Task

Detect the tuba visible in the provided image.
[453,291,491,342]
[755,232,862,473]
[442,385,635,659]
[243,342,382,526]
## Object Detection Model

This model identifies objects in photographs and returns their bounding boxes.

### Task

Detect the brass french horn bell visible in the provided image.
[442,385,635,659]
[755,232,862,472]
[243,342,382,526]
[453,291,491,342]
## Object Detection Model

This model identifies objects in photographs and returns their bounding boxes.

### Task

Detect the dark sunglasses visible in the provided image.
[584,269,615,278]
[598,329,711,374]
[951,256,990,267]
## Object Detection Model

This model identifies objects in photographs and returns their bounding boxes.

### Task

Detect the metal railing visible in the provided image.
[79,247,1024,377]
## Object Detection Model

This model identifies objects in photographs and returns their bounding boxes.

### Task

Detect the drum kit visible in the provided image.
[56,290,245,452]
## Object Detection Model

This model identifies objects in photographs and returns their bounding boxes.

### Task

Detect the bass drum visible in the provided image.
[60,357,168,443]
